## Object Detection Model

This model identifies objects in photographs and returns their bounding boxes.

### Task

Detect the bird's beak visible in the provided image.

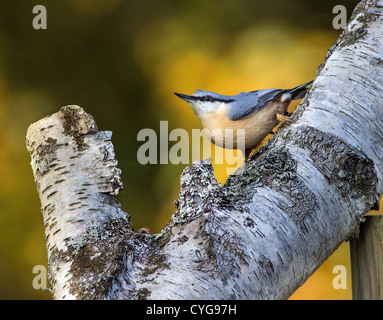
[174,92,196,103]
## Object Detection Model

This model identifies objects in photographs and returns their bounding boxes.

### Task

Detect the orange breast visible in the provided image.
[198,102,281,149]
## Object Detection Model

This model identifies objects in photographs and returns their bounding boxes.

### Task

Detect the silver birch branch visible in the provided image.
[26,0,383,300]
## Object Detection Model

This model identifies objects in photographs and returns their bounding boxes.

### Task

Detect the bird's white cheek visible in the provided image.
[192,102,223,118]
[189,103,202,117]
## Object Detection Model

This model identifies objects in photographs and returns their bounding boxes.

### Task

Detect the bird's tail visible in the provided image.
[289,80,313,100]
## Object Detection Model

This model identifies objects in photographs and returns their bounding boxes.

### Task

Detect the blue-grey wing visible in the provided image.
[227,89,283,121]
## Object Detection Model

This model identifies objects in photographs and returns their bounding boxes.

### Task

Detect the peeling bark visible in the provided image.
[26,0,383,300]
[26,106,129,299]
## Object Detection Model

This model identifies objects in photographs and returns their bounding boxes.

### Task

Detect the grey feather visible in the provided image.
[227,89,282,121]
[227,81,312,121]
[289,80,313,99]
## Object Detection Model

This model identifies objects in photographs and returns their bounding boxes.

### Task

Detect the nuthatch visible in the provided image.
[174,81,312,158]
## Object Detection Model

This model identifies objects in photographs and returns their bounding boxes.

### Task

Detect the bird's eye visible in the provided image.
[202,96,213,102]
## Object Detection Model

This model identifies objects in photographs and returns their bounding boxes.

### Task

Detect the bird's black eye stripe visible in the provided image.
[201,95,213,102]
[196,96,235,103]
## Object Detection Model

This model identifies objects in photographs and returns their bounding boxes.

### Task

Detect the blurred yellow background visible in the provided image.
[0,0,372,299]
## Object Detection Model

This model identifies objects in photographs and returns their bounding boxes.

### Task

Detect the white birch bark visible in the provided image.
[26,0,383,300]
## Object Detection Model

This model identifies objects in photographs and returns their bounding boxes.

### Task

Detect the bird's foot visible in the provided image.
[276,113,290,122]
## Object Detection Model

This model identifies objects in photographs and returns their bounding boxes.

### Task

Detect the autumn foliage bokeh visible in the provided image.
[0,0,368,299]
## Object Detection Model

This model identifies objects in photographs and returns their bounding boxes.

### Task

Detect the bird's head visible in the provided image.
[174,90,235,119]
